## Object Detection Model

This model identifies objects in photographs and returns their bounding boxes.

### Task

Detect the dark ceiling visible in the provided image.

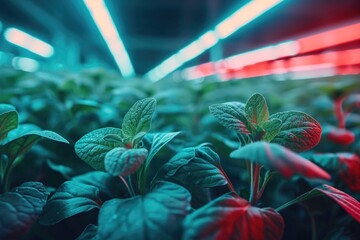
[0,0,359,75]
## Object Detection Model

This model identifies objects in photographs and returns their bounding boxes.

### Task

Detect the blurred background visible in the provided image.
[0,0,359,81]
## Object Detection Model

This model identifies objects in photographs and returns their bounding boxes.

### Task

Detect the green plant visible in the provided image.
[0,103,69,239]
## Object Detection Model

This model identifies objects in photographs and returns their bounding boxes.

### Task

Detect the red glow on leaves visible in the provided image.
[327,128,355,145]
[264,143,331,180]
[185,194,284,240]
[339,154,360,192]
[316,184,360,223]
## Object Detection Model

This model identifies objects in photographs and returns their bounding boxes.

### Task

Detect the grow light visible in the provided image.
[4,28,54,58]
[83,0,135,78]
[215,0,283,39]
[183,21,360,80]
[12,57,40,72]
[145,0,284,81]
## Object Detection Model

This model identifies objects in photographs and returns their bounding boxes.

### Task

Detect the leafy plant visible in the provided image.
[40,98,195,239]
[181,93,360,239]
[0,103,69,239]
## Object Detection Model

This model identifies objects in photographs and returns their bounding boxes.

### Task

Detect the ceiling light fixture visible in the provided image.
[83,0,135,78]
[4,28,54,58]
[145,0,284,81]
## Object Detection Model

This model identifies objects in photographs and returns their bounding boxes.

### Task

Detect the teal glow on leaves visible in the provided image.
[3,128,69,161]
[183,193,284,240]
[0,104,18,141]
[270,111,322,152]
[230,142,330,180]
[245,93,269,126]
[97,181,191,240]
[154,145,227,188]
[147,132,180,164]
[75,127,123,171]
[209,102,251,134]
[104,148,148,177]
[0,182,49,239]
[40,181,101,225]
[122,98,156,140]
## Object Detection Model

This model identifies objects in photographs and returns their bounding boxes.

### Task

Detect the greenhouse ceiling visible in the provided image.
[0,0,359,77]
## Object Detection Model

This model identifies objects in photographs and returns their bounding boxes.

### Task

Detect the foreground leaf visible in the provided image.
[122,98,156,139]
[209,102,251,134]
[97,181,191,240]
[75,127,123,171]
[0,104,18,141]
[39,181,101,225]
[4,128,69,161]
[245,93,269,126]
[0,182,49,239]
[154,145,227,188]
[104,148,148,177]
[76,224,98,240]
[183,193,284,240]
[270,111,322,152]
[72,171,126,198]
[277,184,360,223]
[230,142,330,180]
[146,132,180,163]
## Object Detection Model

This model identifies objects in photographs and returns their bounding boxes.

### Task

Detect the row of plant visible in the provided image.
[1,67,360,239]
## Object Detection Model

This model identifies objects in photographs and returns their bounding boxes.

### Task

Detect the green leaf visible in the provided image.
[0,182,49,239]
[76,224,98,240]
[75,127,123,171]
[154,145,227,188]
[104,148,148,177]
[39,181,101,225]
[310,153,341,173]
[0,104,18,141]
[97,181,191,240]
[147,132,180,164]
[72,171,126,199]
[209,102,251,134]
[245,93,269,126]
[270,111,322,152]
[46,160,75,179]
[183,193,284,240]
[262,118,282,142]
[230,142,330,180]
[122,98,156,140]
[3,127,69,161]
[276,184,360,223]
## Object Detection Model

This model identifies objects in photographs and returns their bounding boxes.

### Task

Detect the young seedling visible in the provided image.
[40,98,193,240]
[181,93,360,240]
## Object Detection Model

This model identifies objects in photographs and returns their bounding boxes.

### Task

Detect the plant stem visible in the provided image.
[256,170,272,202]
[119,176,134,197]
[300,203,317,240]
[334,97,345,128]
[219,165,236,193]
[249,163,260,205]
[1,162,14,193]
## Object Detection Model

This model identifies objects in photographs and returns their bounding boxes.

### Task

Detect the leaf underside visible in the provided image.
[0,182,49,239]
[230,142,330,180]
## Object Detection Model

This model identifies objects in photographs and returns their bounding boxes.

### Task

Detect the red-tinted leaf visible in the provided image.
[231,142,330,180]
[339,154,360,192]
[183,193,284,240]
[327,128,355,145]
[270,111,322,152]
[315,184,360,222]
[209,103,251,134]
